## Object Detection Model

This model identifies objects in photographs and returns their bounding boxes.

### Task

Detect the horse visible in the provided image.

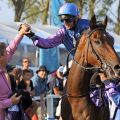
[61,15,120,120]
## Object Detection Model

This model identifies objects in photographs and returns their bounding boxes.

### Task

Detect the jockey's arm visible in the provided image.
[25,28,65,49]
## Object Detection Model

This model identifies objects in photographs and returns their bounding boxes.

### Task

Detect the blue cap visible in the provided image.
[58,3,79,16]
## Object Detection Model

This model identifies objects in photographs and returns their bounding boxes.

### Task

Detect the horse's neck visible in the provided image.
[67,58,92,96]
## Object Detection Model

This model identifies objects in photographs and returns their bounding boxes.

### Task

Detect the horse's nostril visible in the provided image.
[114,65,120,70]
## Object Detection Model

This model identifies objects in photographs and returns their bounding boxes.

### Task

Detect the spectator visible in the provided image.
[6,65,22,89]
[6,65,33,120]
[18,69,35,96]
[6,64,17,92]
[48,66,64,119]
[21,57,34,78]
[51,66,64,119]
[33,65,50,120]
[0,23,30,120]
[48,66,64,96]
[18,69,37,120]
[12,68,22,87]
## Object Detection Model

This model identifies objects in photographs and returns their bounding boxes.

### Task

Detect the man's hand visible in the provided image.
[18,23,31,36]
[10,93,22,105]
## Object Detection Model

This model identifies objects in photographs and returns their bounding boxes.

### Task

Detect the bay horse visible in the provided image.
[61,15,120,120]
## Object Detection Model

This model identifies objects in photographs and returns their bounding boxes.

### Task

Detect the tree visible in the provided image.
[9,0,27,21]
[88,0,95,19]
[22,0,49,24]
[114,0,120,35]
[7,0,49,24]
[98,0,120,35]
[8,0,39,22]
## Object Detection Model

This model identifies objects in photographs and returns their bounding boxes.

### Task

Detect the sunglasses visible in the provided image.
[60,17,75,23]
[23,61,30,63]
[39,70,47,72]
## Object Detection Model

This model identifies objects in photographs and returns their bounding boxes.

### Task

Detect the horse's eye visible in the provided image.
[94,39,101,45]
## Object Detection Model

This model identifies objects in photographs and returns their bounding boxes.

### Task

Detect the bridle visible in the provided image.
[73,27,110,72]
[67,27,113,98]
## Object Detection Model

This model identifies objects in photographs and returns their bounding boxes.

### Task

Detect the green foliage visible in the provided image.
[22,0,40,23]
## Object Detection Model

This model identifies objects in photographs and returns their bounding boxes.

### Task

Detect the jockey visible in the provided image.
[25,2,90,56]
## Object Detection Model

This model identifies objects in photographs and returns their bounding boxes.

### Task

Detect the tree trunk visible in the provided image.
[89,0,95,19]
[12,0,26,22]
[41,0,49,25]
[114,0,120,35]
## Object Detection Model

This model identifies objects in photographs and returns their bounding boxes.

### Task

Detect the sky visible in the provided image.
[0,0,14,22]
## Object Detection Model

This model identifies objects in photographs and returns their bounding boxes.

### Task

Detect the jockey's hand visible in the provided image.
[18,23,31,36]
[25,30,35,38]
[10,93,22,105]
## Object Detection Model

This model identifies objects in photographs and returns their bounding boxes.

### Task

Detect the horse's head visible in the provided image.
[75,14,120,79]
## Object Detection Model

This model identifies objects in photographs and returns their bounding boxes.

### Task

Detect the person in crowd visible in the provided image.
[12,67,22,87]
[6,64,17,92]
[49,66,64,119]
[6,65,33,120]
[0,23,30,120]
[33,65,50,120]
[6,64,22,89]
[18,69,35,97]
[21,57,34,78]
[48,66,64,95]
[18,69,38,120]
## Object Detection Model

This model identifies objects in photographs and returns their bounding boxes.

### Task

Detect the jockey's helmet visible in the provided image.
[58,3,79,17]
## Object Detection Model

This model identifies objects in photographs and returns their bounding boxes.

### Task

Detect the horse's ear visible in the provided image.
[102,16,108,29]
[90,14,96,29]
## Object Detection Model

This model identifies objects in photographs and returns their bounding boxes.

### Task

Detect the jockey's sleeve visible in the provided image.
[29,28,65,48]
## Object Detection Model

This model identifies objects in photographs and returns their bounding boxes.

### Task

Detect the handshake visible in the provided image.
[18,23,34,38]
